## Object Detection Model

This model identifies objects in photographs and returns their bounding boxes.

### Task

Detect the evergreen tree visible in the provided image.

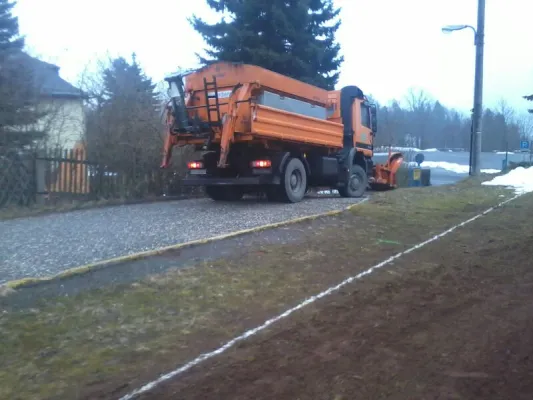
[0,0,23,58]
[0,0,44,149]
[102,53,157,108]
[86,54,160,177]
[191,0,343,89]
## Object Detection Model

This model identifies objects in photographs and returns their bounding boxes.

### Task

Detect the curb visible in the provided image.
[3,198,369,290]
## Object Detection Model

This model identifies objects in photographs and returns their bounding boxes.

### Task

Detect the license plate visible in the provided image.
[190,169,207,175]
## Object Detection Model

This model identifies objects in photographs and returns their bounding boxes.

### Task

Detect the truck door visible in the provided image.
[354,101,373,153]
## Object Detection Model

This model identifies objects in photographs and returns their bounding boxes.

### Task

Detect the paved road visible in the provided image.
[0,195,366,284]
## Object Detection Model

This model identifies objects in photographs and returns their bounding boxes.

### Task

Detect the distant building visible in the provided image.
[20,53,86,149]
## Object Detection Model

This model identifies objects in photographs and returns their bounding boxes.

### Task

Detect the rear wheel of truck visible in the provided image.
[280,157,307,203]
[339,164,367,198]
[205,185,244,201]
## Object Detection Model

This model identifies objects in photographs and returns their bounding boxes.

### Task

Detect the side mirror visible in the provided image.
[370,104,378,134]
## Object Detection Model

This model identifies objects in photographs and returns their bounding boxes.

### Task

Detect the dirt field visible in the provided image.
[141,194,533,400]
[1,180,531,400]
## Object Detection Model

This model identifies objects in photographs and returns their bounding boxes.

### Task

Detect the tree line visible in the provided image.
[1,0,532,161]
[375,89,532,152]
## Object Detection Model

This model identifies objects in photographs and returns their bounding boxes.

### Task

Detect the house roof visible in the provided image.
[12,52,84,99]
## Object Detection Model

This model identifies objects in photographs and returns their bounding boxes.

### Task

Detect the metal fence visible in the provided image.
[0,147,199,209]
[0,151,36,208]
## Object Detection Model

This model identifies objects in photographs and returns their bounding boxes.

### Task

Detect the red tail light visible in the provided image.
[187,161,204,169]
[251,160,272,168]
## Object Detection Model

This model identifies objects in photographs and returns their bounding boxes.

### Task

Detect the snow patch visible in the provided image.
[421,161,499,175]
[482,166,533,194]
[374,147,444,154]
[317,189,339,195]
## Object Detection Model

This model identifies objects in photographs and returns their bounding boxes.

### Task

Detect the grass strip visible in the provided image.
[0,178,511,400]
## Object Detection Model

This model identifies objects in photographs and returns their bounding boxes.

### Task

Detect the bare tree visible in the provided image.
[497,98,516,152]
[497,98,515,125]
[516,112,533,139]
[377,100,404,148]
[404,87,433,149]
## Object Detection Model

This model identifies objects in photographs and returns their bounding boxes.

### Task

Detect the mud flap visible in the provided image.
[336,148,356,189]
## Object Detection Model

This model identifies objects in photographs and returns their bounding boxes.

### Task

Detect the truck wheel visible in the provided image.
[280,158,307,203]
[205,186,243,201]
[339,164,368,198]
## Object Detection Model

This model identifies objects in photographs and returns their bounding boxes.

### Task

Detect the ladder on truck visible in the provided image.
[203,76,222,127]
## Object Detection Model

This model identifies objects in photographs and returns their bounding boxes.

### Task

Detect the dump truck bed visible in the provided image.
[171,63,349,151]
[252,104,344,147]
[184,63,329,106]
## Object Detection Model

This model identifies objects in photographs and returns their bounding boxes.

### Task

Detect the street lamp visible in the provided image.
[441,25,476,41]
[441,0,485,176]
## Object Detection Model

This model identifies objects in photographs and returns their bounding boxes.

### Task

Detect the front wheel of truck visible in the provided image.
[339,164,367,198]
[205,185,244,201]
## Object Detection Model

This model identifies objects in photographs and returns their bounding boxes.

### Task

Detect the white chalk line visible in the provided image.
[119,193,521,400]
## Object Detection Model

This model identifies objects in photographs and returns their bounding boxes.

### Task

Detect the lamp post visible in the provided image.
[442,0,485,176]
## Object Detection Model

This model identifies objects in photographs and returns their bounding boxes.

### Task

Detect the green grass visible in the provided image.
[357,177,507,222]
[0,178,514,399]
[1,257,331,399]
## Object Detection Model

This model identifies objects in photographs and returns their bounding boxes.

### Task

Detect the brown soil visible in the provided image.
[140,195,533,400]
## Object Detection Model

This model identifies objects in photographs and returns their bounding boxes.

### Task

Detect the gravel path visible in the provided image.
[0,195,366,284]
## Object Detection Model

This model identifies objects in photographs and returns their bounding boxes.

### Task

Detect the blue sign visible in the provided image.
[520,140,530,150]
[414,153,425,166]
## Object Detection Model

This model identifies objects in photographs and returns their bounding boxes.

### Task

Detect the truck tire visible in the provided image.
[339,164,367,198]
[280,157,307,203]
[205,185,243,201]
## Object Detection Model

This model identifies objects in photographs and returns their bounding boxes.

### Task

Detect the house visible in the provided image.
[21,54,89,195]
[21,53,86,149]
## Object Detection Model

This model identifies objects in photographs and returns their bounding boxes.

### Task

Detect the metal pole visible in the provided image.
[469,109,474,175]
[471,0,485,176]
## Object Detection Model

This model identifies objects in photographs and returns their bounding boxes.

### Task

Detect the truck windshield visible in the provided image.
[168,81,181,99]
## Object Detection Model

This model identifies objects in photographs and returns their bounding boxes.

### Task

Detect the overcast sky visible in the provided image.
[14,0,533,115]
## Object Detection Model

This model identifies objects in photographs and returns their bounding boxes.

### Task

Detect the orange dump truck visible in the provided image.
[161,62,403,203]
